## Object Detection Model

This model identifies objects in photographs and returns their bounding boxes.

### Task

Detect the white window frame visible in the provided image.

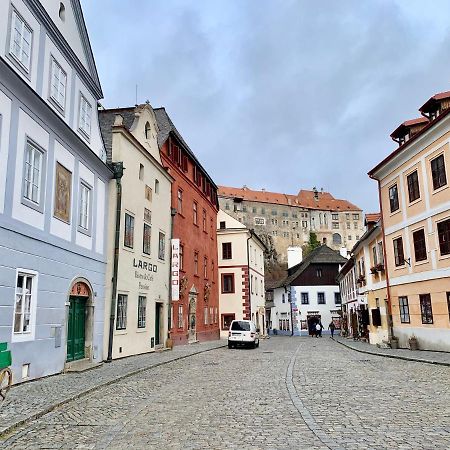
[9,9,33,73]
[116,294,128,330]
[78,93,92,138]
[137,296,146,328]
[49,56,67,111]
[158,231,166,260]
[78,181,91,234]
[12,269,38,342]
[22,139,45,211]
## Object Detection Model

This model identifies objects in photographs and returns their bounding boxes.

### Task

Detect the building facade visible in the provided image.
[217,210,266,338]
[99,104,172,359]
[270,246,346,336]
[0,0,111,382]
[369,90,450,351]
[338,215,388,345]
[154,108,220,345]
[218,186,363,263]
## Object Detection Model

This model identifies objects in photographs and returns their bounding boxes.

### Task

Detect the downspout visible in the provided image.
[289,285,294,336]
[106,162,124,363]
[247,231,252,321]
[376,178,394,342]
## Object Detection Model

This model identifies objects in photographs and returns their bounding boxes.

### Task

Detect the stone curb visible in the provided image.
[334,338,450,367]
[0,343,226,439]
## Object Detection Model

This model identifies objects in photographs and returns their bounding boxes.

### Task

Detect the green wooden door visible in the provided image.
[67,297,86,361]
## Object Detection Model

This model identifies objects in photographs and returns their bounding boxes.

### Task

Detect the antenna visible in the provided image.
[135,84,138,106]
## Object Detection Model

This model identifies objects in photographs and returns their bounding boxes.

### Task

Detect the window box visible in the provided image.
[370,266,378,275]
[375,263,384,272]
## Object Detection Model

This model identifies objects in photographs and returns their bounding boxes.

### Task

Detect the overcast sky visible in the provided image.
[82,0,450,213]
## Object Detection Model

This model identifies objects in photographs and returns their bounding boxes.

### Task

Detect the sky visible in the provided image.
[82,0,450,213]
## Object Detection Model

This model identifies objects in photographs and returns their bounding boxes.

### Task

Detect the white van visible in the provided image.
[228,320,260,349]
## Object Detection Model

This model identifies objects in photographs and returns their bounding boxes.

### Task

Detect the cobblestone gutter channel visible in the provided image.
[0,341,226,438]
[285,343,344,450]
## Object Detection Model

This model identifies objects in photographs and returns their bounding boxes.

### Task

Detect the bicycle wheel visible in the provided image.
[0,368,12,401]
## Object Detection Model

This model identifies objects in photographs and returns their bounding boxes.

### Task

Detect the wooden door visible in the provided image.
[67,297,86,361]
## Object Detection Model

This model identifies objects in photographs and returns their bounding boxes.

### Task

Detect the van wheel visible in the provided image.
[250,341,256,349]
[255,340,260,348]
[228,341,232,349]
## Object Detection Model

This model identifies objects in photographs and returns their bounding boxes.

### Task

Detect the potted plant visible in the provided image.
[375,263,385,272]
[408,335,418,351]
[370,266,378,275]
[390,336,399,349]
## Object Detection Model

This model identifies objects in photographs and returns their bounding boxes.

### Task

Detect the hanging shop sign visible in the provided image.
[171,239,180,301]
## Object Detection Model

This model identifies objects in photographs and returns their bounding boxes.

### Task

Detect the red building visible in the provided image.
[155,108,220,345]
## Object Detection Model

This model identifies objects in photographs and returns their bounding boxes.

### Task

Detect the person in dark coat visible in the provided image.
[328,321,336,338]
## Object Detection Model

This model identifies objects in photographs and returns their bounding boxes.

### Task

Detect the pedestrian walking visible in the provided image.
[328,321,336,338]
[315,322,323,338]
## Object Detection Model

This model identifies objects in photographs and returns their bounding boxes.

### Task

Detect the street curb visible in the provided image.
[334,339,450,367]
[0,343,226,439]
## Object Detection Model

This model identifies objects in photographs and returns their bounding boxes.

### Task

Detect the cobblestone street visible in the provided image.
[1,337,449,450]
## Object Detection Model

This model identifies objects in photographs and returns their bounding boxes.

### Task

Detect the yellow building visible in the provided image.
[369,91,450,351]
[99,104,173,359]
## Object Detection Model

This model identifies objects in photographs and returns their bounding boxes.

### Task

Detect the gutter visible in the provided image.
[247,230,253,321]
[106,162,124,362]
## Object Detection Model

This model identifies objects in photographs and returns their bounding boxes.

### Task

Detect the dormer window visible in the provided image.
[145,122,151,139]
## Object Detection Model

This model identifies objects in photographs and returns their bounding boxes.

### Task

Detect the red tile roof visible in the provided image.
[390,117,428,139]
[218,186,361,211]
[419,90,450,113]
[365,213,381,224]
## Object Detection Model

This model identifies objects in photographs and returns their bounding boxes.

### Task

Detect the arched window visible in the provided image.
[59,2,66,21]
[145,122,151,139]
[333,233,342,245]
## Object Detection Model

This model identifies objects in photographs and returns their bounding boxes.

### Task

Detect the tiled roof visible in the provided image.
[365,213,381,224]
[390,117,428,139]
[419,90,450,113]
[218,186,361,212]
[276,245,347,288]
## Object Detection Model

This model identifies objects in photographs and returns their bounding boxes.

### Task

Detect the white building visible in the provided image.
[269,246,347,335]
[217,210,266,337]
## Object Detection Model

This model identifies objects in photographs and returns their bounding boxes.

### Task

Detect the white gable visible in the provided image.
[217,210,246,229]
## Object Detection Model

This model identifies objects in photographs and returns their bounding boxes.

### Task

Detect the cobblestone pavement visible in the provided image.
[334,336,450,366]
[1,337,449,449]
[0,340,225,435]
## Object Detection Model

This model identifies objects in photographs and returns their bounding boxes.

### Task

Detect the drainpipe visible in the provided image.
[376,178,394,341]
[106,162,124,363]
[288,285,294,336]
[168,207,177,339]
[247,230,253,321]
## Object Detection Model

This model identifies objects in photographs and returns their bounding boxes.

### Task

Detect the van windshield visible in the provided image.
[231,321,251,331]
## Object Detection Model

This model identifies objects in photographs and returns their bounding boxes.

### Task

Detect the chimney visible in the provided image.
[313,187,319,200]
[287,246,303,269]
[243,185,248,190]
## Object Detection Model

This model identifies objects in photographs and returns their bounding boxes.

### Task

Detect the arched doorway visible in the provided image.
[188,286,197,343]
[66,280,93,362]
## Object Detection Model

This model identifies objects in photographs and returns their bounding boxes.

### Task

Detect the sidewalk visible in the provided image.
[334,336,450,367]
[0,340,226,437]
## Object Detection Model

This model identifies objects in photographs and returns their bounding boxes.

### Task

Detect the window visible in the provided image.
[14,272,35,335]
[393,237,404,266]
[437,218,450,256]
[154,179,159,194]
[203,257,208,278]
[78,182,91,231]
[252,207,257,213]
[332,213,339,220]
[221,313,235,330]
[372,245,378,266]
[194,252,199,275]
[378,242,384,265]
[419,294,433,324]
[389,184,399,212]
[281,292,285,303]
[399,296,410,323]
[78,94,92,137]
[334,292,341,304]
[9,9,33,71]
[143,224,151,255]
[59,2,66,21]
[225,203,230,210]
[137,296,146,328]
[222,242,232,259]
[158,232,165,260]
[193,202,198,225]
[219,221,226,229]
[204,307,208,325]
[222,274,234,293]
[271,210,277,216]
[431,154,447,190]
[332,222,339,229]
[316,268,322,278]
[23,140,43,206]
[318,292,325,304]
[407,170,420,203]
[124,213,134,248]
[354,222,358,230]
[413,229,427,262]
[139,164,144,180]
[49,58,67,110]
[177,189,183,214]
[332,233,342,245]
[178,305,183,328]
[144,208,151,224]
[144,122,151,139]
[353,214,359,220]
[346,222,351,229]
[202,209,207,232]
[116,294,127,330]
[302,221,308,228]
[301,292,309,304]
[261,208,265,214]
[251,275,254,294]
[179,244,184,271]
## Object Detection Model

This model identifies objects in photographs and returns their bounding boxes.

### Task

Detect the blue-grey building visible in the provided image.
[0,0,111,382]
